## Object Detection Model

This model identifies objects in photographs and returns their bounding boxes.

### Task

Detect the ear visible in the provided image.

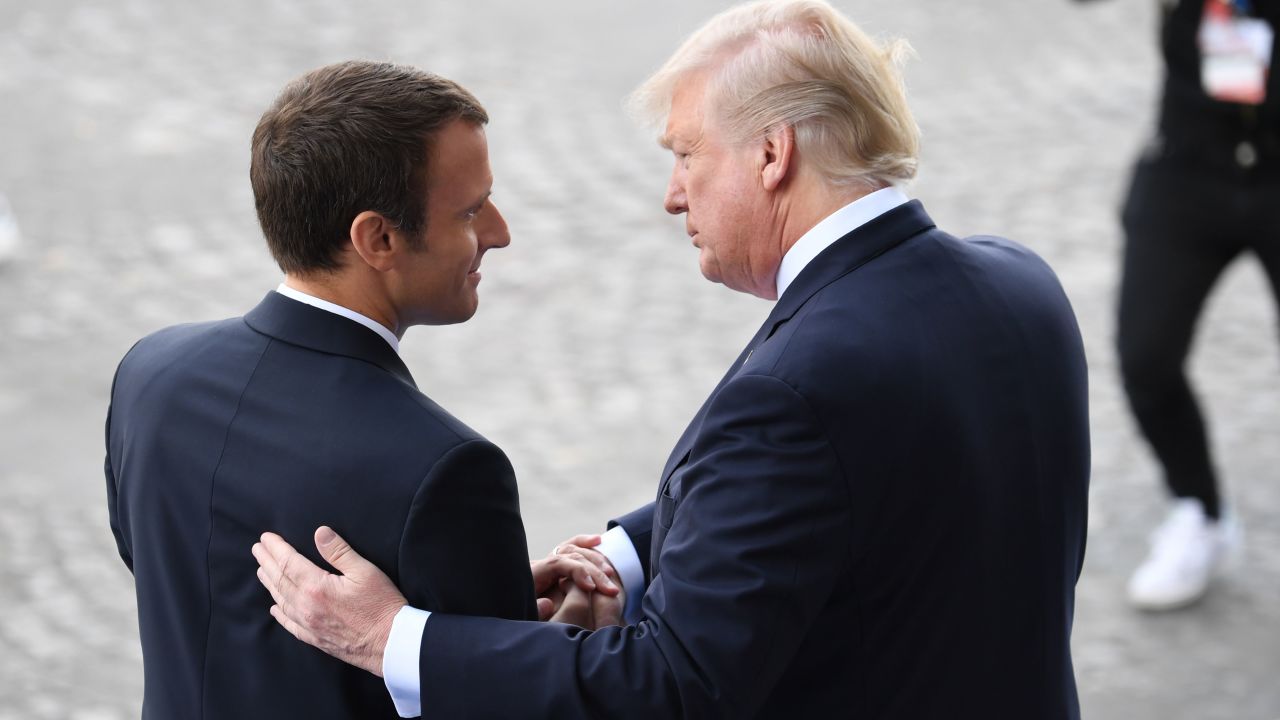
[760,124,796,192]
[349,211,399,272]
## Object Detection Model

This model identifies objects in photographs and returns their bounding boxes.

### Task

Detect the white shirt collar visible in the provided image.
[775,186,911,299]
[275,283,401,354]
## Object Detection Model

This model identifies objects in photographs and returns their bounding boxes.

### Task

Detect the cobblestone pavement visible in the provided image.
[1,1,1277,717]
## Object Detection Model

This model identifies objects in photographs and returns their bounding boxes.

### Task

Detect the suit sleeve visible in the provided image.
[418,374,852,719]
[397,439,536,622]
[608,503,655,580]
[104,365,132,572]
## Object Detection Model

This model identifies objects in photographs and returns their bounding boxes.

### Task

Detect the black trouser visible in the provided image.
[1117,154,1280,520]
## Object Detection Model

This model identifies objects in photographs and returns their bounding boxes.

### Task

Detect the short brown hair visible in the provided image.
[251,61,488,274]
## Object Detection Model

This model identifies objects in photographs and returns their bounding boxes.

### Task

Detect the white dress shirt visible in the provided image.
[380,185,911,717]
[275,283,400,353]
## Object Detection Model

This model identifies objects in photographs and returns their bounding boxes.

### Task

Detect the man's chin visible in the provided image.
[416,298,480,326]
[698,258,723,286]
[701,269,775,300]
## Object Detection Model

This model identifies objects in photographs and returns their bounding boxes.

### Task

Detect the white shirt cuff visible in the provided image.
[383,605,430,717]
[596,525,646,624]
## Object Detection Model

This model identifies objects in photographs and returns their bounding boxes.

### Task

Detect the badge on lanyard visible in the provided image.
[1199,0,1274,104]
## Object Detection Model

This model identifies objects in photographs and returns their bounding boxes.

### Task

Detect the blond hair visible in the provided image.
[629,0,919,189]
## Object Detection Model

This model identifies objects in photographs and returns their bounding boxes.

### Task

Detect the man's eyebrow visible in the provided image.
[462,190,491,213]
[658,134,673,150]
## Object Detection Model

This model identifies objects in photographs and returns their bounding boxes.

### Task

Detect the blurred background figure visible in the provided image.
[1111,0,1279,610]
[0,193,20,264]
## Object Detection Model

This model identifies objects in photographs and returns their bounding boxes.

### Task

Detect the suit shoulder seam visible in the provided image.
[199,334,272,719]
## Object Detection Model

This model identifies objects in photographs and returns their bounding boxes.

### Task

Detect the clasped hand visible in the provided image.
[251,528,624,677]
[535,534,626,629]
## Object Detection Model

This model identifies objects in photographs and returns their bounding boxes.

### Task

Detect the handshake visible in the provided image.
[532,534,627,630]
[252,527,626,678]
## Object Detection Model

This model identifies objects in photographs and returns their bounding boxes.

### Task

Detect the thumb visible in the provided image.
[314,526,369,577]
[536,597,555,621]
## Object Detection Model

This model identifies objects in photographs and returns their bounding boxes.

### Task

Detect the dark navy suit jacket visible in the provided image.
[417,201,1089,719]
[104,292,536,719]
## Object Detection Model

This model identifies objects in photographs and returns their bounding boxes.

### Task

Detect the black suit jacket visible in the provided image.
[416,201,1089,719]
[104,292,536,719]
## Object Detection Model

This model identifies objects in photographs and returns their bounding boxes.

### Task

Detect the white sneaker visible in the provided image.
[1127,499,1240,611]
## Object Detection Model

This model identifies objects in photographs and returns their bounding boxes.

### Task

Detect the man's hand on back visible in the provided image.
[252,527,626,676]
[253,526,406,677]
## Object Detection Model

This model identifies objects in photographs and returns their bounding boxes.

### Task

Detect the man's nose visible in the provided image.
[483,202,511,249]
[663,172,687,216]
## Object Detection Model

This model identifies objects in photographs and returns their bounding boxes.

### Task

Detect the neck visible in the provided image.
[776,180,879,259]
[282,272,403,339]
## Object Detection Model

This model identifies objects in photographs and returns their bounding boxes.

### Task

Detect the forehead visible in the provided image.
[427,120,491,194]
[659,73,711,149]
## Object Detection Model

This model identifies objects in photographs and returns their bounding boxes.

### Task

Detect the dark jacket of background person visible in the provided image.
[416,201,1092,719]
[1113,0,1280,523]
[1156,0,1280,176]
[105,291,536,719]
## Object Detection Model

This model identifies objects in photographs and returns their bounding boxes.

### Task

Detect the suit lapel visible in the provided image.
[655,200,937,490]
[656,319,773,483]
[243,292,417,389]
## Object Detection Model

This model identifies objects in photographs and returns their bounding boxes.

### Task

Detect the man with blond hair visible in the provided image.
[254,2,1090,717]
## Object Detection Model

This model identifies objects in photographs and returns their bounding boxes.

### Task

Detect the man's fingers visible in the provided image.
[531,555,590,595]
[537,576,566,617]
[562,534,602,550]
[256,566,286,608]
[251,542,284,594]
[535,554,619,595]
[255,532,403,679]
[257,531,334,629]
[564,554,619,596]
[270,604,321,650]
[553,543,615,577]
[536,597,555,621]
[259,532,298,564]
[550,584,593,628]
[550,534,606,563]
[259,532,326,588]
[592,588,625,628]
[314,526,374,578]
[550,535,616,582]
[253,539,310,627]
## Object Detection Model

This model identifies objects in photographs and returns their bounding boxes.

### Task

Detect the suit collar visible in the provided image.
[244,291,417,389]
[274,283,400,353]
[762,199,936,341]
[775,186,911,298]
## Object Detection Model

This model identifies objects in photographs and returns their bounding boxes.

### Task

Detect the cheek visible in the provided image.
[440,231,477,272]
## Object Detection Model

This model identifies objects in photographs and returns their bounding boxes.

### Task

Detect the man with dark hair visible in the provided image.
[104,60,613,718]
